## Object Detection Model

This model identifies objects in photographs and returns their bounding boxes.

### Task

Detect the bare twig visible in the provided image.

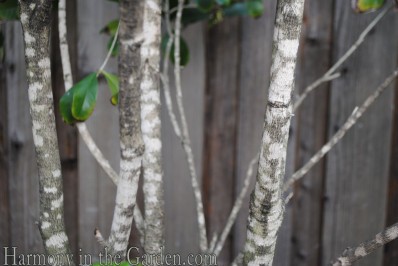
[97,23,120,75]
[213,154,258,256]
[284,69,398,192]
[58,0,144,236]
[294,5,393,110]
[171,0,208,252]
[332,222,398,266]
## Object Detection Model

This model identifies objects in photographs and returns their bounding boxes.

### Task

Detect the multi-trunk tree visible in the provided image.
[3,0,398,265]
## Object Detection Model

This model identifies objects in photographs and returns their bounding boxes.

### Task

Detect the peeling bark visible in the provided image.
[19,0,73,264]
[242,0,304,265]
[140,0,165,256]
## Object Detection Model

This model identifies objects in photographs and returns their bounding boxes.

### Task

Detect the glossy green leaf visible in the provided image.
[161,34,190,66]
[101,71,119,105]
[100,19,119,36]
[0,0,19,21]
[195,0,214,12]
[352,0,385,13]
[71,73,99,121]
[107,35,119,57]
[60,87,77,125]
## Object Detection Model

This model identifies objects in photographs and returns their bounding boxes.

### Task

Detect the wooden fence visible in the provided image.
[1,0,398,265]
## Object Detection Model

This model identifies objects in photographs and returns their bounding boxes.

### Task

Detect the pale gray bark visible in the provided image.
[19,0,73,264]
[332,222,398,266]
[104,0,145,257]
[242,0,304,265]
[140,0,165,255]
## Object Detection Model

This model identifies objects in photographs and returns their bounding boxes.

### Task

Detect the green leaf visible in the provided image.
[216,0,231,6]
[195,0,214,12]
[60,87,77,125]
[247,1,264,18]
[100,19,119,36]
[107,35,119,57]
[161,34,190,66]
[352,0,385,13]
[71,73,99,121]
[0,0,19,21]
[101,71,119,105]
[223,2,249,17]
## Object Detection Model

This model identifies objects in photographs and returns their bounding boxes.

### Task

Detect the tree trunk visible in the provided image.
[140,0,165,256]
[106,0,145,257]
[242,0,305,265]
[19,1,73,264]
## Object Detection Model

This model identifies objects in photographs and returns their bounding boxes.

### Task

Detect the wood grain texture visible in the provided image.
[162,23,205,258]
[77,0,119,260]
[384,65,398,265]
[51,0,79,257]
[290,0,333,265]
[5,22,44,255]
[202,18,240,265]
[322,3,398,266]
[0,25,11,264]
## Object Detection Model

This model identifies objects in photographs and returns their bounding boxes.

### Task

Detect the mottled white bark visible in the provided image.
[140,0,165,255]
[242,0,304,265]
[332,222,398,266]
[58,0,145,237]
[173,0,208,252]
[105,0,145,257]
[19,0,73,264]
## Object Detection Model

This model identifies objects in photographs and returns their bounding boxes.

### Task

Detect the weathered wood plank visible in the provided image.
[202,18,240,265]
[290,0,334,265]
[384,74,398,265]
[0,25,11,264]
[5,22,43,255]
[322,4,398,265]
[77,0,119,260]
[51,0,79,257]
[162,23,205,258]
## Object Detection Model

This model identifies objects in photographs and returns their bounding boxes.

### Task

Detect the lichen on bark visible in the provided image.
[242,0,305,265]
[19,0,73,264]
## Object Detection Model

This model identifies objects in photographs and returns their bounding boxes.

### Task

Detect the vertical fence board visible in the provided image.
[77,1,119,260]
[202,18,240,265]
[0,25,11,264]
[5,22,43,255]
[384,73,398,265]
[290,0,334,265]
[322,4,398,265]
[162,23,205,257]
[233,0,278,261]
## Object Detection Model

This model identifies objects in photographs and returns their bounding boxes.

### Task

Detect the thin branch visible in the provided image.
[332,222,398,266]
[58,0,144,237]
[173,0,208,252]
[284,69,398,192]
[293,4,393,110]
[213,154,258,256]
[97,23,120,75]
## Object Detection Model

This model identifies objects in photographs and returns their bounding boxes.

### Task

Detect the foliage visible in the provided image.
[0,0,19,21]
[352,0,385,13]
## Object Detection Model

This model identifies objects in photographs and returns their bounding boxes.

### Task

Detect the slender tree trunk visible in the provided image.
[140,0,165,255]
[19,1,73,264]
[242,0,304,265]
[97,0,145,257]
